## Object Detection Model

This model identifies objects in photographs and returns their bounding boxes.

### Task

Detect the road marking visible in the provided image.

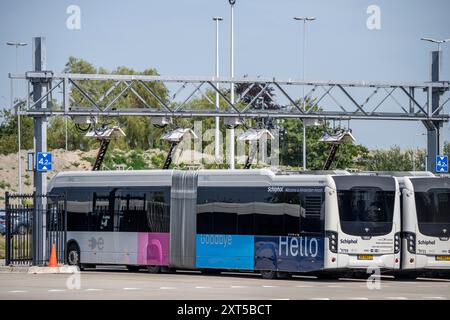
[310,298,330,300]
[123,288,140,291]
[271,298,290,300]
[159,286,176,290]
[296,285,312,288]
[48,289,65,292]
[195,286,211,289]
[85,288,103,291]
[327,285,344,288]
[230,285,248,288]
[387,297,408,300]
[418,278,450,282]
[423,296,446,300]
[339,278,367,282]
[348,297,369,300]
[8,290,26,293]
[262,285,277,288]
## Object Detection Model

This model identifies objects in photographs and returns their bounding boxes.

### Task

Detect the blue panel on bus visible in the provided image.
[254,236,324,273]
[196,234,254,270]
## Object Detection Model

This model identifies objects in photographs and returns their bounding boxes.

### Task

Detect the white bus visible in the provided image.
[322,174,401,278]
[399,175,450,278]
[48,169,401,279]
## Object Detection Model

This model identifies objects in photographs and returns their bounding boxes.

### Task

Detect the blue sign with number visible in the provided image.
[436,155,448,173]
[36,152,52,172]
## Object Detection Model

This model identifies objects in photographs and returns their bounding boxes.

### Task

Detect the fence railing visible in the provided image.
[5,192,67,266]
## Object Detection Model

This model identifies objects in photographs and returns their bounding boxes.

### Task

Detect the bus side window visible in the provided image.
[146,191,169,233]
[90,192,114,232]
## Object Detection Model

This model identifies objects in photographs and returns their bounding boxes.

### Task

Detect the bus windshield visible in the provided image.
[415,188,450,237]
[337,188,395,236]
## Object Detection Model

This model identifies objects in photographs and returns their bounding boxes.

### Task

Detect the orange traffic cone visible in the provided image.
[48,243,58,267]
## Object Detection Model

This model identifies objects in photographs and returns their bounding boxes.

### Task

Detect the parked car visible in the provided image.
[0,209,31,235]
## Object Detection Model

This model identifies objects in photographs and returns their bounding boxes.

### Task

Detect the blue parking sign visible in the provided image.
[436,155,448,173]
[36,152,52,172]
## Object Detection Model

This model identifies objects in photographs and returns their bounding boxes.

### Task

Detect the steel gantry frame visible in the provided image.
[10,71,450,121]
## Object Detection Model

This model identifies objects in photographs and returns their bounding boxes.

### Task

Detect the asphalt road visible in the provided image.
[0,267,449,300]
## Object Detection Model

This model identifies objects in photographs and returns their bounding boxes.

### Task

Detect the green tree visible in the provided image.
[0,109,33,155]
[365,146,426,171]
[278,117,368,170]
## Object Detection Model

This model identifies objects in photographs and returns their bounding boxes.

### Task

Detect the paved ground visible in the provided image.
[0,267,449,300]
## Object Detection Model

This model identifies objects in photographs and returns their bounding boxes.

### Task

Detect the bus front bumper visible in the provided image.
[332,253,400,270]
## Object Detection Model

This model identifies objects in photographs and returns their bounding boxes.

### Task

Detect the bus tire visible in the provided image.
[67,243,81,268]
[261,270,277,280]
[126,265,141,272]
[147,265,161,274]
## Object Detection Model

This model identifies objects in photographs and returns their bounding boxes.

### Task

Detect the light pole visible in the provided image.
[421,38,450,52]
[7,41,27,194]
[412,132,426,171]
[421,38,449,80]
[294,16,316,170]
[229,0,236,169]
[213,17,223,162]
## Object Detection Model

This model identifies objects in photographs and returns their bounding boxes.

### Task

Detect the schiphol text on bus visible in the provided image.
[46,169,450,280]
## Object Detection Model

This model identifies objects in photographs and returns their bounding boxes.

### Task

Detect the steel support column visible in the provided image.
[32,37,48,264]
[426,50,444,173]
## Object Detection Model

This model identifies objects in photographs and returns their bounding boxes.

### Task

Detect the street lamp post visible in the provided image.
[229,0,236,169]
[6,42,27,194]
[294,17,316,170]
[213,17,223,162]
[412,133,426,171]
[421,38,449,80]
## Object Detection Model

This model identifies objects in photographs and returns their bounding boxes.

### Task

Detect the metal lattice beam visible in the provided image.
[9,72,450,122]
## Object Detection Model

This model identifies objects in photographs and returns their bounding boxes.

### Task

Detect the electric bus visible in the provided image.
[399,175,450,278]
[48,169,400,279]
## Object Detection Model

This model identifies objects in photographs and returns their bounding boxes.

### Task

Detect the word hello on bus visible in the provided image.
[279,236,319,258]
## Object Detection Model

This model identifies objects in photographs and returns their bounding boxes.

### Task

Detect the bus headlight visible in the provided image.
[326,231,338,254]
[403,232,416,254]
[394,232,400,253]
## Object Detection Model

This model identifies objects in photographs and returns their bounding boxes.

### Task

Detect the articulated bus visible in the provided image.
[48,169,400,279]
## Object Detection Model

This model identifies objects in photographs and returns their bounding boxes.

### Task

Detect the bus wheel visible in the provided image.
[261,270,277,280]
[147,265,161,274]
[127,265,141,272]
[67,243,81,268]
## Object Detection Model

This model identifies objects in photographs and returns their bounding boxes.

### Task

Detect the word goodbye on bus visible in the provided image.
[199,234,233,248]
[279,236,319,258]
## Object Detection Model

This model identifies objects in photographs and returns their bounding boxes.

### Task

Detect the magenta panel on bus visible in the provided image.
[137,232,170,266]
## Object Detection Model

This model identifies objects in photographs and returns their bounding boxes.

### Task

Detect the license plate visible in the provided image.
[436,256,450,261]
[358,255,373,260]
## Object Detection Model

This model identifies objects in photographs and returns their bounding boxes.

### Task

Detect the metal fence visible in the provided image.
[5,192,67,266]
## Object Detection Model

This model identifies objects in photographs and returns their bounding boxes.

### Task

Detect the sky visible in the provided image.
[0,0,449,150]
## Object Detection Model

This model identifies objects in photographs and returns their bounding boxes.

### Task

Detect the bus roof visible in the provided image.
[48,169,339,190]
